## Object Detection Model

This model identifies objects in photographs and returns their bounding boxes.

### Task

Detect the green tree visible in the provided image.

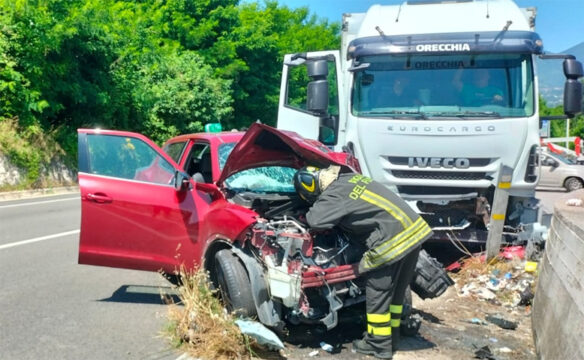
[540,96,584,145]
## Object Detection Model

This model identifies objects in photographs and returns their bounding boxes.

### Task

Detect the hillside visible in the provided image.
[538,42,584,106]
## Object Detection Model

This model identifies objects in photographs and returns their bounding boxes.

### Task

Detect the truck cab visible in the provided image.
[277,0,583,244]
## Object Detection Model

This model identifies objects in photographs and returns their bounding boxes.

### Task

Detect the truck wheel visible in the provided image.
[564,177,584,192]
[214,250,257,318]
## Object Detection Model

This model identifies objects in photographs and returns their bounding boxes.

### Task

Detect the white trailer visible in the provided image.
[277,0,583,255]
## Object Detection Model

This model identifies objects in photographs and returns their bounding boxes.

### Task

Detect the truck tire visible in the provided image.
[564,177,584,192]
[214,250,257,318]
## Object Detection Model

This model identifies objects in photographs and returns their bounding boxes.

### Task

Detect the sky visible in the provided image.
[274,0,583,53]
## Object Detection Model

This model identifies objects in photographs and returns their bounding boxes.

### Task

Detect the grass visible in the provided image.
[162,266,257,360]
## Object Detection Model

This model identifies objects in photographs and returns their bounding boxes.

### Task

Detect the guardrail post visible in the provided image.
[486,165,514,261]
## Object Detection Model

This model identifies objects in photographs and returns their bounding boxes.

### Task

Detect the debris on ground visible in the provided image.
[449,246,537,309]
[474,345,497,359]
[319,341,334,353]
[485,315,518,330]
[235,319,285,351]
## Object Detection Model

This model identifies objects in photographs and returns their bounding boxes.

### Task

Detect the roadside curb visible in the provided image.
[0,186,79,202]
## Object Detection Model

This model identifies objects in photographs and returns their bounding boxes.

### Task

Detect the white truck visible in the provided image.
[276,0,583,252]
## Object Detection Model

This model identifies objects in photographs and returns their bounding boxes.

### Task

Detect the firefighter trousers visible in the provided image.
[364,246,421,352]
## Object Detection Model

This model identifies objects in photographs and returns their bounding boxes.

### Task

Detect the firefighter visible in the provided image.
[294,165,433,359]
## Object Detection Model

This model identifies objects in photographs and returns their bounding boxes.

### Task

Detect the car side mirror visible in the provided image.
[173,170,190,191]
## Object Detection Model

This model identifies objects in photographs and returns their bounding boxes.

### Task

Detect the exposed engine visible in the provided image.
[248,216,365,328]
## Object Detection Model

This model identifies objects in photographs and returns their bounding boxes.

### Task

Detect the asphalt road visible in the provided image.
[0,194,180,360]
[0,189,568,360]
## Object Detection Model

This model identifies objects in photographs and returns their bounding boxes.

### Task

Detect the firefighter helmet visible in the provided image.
[294,166,321,204]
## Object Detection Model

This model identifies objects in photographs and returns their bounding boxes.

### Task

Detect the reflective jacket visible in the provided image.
[306,173,433,273]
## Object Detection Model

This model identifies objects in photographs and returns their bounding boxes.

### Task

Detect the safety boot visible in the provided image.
[352,337,393,359]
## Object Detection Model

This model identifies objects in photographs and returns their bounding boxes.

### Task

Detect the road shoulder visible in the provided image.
[0,186,79,202]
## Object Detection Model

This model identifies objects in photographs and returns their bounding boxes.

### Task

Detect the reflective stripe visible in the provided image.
[368,217,426,262]
[499,182,511,189]
[492,213,505,220]
[390,304,403,313]
[365,220,432,269]
[365,218,431,268]
[367,324,392,336]
[390,319,401,327]
[360,190,413,228]
[367,313,391,323]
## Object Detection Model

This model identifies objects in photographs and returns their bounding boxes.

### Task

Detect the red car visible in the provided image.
[78,123,363,330]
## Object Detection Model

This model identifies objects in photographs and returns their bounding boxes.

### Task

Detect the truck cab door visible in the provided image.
[277,51,343,148]
[77,129,208,274]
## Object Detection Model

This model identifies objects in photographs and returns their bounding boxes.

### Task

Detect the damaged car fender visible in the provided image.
[230,246,285,328]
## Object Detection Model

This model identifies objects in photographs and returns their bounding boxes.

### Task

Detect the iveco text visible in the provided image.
[408,157,471,169]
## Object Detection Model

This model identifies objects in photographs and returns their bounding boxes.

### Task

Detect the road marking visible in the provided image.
[0,196,79,209]
[0,229,80,250]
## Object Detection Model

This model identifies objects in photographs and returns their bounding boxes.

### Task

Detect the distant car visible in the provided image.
[77,123,362,330]
[539,151,584,192]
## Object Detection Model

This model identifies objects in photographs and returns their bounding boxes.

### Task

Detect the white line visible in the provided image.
[0,197,79,209]
[0,229,80,250]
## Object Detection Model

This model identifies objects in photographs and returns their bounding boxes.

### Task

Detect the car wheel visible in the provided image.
[214,249,257,318]
[564,177,584,192]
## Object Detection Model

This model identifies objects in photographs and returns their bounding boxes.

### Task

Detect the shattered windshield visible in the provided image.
[218,143,296,193]
[352,54,534,119]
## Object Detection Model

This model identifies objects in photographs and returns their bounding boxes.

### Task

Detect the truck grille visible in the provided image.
[391,170,488,181]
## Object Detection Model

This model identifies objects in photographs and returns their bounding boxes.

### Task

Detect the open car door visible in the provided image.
[77,129,207,273]
[277,50,343,149]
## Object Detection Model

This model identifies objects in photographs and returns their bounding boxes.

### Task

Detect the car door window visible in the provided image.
[163,141,187,163]
[184,142,211,179]
[87,134,175,185]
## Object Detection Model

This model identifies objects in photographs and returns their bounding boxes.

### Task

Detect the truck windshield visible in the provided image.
[352,53,534,119]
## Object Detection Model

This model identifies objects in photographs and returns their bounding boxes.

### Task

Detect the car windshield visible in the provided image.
[218,143,296,193]
[352,53,534,119]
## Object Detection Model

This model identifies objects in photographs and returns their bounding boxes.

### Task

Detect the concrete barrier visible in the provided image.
[532,189,584,359]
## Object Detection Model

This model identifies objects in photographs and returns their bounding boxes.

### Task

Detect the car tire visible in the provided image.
[214,249,257,318]
[564,177,584,192]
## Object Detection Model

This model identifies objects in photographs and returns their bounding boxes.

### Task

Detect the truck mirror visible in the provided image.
[307,80,329,114]
[563,58,584,79]
[563,58,583,117]
[307,60,328,78]
[563,80,582,118]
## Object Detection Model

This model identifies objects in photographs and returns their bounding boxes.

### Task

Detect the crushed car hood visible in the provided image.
[217,123,351,186]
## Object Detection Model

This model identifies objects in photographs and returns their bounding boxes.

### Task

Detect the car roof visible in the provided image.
[164,131,245,147]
